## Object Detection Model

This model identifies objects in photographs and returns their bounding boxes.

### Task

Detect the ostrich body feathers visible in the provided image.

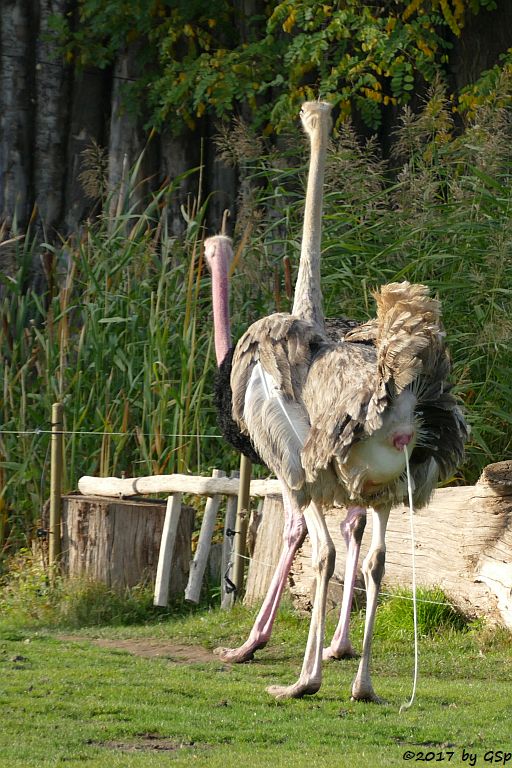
[231,281,467,509]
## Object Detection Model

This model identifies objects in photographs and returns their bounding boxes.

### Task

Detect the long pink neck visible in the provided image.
[210,245,231,366]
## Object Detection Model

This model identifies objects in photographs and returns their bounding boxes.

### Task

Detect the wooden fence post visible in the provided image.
[232,454,252,601]
[221,470,239,609]
[49,402,63,569]
[153,493,183,607]
[185,469,225,604]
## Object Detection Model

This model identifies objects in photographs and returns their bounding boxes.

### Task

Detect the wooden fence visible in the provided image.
[72,460,512,628]
[73,467,280,608]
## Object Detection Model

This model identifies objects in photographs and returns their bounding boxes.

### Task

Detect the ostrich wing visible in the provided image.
[301,341,386,484]
[302,281,458,488]
[231,314,323,490]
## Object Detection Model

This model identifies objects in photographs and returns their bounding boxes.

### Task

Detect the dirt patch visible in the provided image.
[59,636,217,664]
[89,733,198,752]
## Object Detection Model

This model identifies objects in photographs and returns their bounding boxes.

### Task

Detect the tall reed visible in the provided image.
[0,175,235,556]
[1,79,511,557]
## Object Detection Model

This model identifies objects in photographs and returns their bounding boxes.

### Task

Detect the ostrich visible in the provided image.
[204,233,261,465]
[208,103,467,701]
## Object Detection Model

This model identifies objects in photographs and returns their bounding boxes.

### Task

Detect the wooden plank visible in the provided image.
[78,473,282,499]
[185,470,225,604]
[153,493,182,607]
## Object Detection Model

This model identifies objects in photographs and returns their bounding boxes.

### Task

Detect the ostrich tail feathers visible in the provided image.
[372,281,443,392]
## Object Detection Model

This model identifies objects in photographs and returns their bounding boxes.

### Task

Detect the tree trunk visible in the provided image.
[63,67,111,232]
[448,3,512,92]
[0,0,33,231]
[107,44,158,218]
[288,462,512,628]
[159,126,202,237]
[33,0,70,237]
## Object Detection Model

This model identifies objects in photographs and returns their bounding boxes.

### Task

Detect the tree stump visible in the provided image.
[61,495,194,595]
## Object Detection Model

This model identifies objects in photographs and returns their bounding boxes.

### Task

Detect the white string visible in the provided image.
[399,446,419,713]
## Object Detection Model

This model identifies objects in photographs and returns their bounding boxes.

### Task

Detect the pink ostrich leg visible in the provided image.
[324,506,367,661]
[215,485,306,662]
[216,502,366,664]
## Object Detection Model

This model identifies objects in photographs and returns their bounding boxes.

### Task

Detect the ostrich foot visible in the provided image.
[266,680,321,700]
[351,680,386,704]
[323,642,359,661]
[213,641,266,663]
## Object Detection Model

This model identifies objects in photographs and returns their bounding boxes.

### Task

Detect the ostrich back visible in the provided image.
[231,282,468,509]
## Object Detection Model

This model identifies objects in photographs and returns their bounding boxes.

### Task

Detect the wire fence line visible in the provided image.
[2,427,460,612]
[0,428,225,439]
[233,553,458,610]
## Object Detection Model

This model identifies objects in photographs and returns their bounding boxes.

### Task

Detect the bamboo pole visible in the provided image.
[153,493,183,607]
[232,454,252,601]
[49,402,63,569]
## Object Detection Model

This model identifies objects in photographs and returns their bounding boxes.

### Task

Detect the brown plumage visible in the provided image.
[232,280,466,511]
[215,100,467,703]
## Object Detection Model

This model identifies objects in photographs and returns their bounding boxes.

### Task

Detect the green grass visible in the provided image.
[1,596,511,768]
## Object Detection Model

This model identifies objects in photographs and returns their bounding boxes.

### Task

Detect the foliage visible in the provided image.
[375,586,469,638]
[0,548,171,629]
[0,161,276,556]
[1,77,512,555]
[51,0,502,133]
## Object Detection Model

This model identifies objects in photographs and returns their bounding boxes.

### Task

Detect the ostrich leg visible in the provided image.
[267,500,335,700]
[324,506,367,661]
[215,487,306,663]
[351,507,390,703]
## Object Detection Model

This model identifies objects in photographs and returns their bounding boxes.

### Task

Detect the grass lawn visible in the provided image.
[1,601,511,768]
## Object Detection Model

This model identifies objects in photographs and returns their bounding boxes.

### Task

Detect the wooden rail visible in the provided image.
[78,473,281,499]
[78,469,282,608]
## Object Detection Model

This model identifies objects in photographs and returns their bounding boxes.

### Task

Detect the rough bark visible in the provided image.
[288,462,512,628]
[107,43,159,218]
[0,0,33,231]
[244,494,285,606]
[448,3,512,92]
[33,0,70,236]
[159,126,202,237]
[61,494,195,594]
[63,67,111,232]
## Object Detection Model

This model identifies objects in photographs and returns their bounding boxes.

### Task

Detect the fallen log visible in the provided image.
[246,461,512,629]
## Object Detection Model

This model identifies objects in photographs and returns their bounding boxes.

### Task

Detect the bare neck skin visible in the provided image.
[205,235,232,366]
[292,101,332,329]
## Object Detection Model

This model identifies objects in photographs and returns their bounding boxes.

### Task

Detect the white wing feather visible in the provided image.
[244,362,309,489]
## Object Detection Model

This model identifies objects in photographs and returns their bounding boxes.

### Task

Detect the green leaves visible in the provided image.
[52,0,500,134]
